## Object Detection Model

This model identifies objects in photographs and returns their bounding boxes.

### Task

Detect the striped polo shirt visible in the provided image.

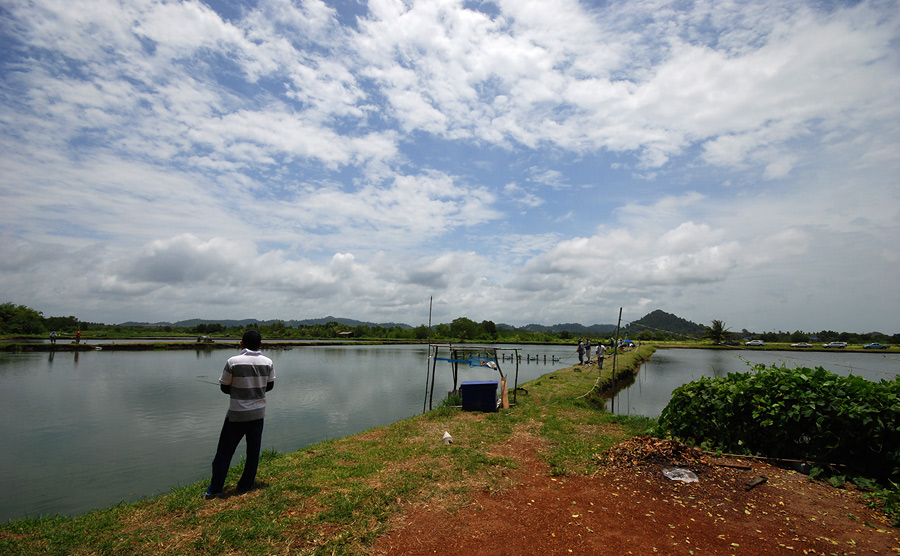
[219,348,275,422]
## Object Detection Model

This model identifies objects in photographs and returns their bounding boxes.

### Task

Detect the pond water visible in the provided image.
[0,343,573,522]
[608,348,900,418]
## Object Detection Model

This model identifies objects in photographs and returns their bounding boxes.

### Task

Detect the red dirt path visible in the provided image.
[373,436,899,555]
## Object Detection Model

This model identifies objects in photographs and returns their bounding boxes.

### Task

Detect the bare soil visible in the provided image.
[373,435,899,555]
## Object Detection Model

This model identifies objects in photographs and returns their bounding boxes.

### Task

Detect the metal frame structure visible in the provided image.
[423,343,522,412]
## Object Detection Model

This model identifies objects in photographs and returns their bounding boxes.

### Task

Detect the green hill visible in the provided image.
[622,309,705,339]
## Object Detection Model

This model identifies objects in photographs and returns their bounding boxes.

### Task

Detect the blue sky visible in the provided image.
[1,0,898,333]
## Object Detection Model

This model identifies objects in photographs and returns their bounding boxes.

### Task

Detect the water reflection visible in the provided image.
[707,349,734,377]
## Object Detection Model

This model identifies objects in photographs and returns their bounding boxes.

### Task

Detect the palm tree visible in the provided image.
[705,320,731,344]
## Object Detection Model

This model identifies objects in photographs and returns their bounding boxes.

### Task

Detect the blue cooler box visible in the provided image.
[460,380,499,412]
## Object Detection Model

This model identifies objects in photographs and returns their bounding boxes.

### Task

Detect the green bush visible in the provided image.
[657,364,900,481]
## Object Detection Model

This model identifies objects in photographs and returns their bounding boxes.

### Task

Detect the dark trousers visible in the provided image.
[207,417,264,494]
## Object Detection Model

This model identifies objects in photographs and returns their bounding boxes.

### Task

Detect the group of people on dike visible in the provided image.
[48,330,80,344]
[576,338,607,367]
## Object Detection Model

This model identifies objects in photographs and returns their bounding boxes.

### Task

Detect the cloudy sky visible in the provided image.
[1,0,898,333]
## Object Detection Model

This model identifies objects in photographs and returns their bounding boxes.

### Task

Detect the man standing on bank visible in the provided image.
[596,342,606,370]
[203,329,275,499]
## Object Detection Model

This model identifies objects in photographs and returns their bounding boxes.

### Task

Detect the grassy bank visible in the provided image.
[0,347,655,555]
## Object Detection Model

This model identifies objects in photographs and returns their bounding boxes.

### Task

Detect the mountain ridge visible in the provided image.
[119,309,706,337]
[119,316,413,329]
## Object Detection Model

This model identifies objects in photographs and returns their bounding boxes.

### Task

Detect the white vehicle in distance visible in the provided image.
[745,339,765,346]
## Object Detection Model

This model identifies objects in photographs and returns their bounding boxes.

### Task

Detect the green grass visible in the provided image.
[0,353,654,556]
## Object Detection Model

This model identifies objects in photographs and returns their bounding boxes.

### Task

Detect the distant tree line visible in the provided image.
[703,318,899,345]
[0,303,100,336]
[741,328,899,344]
[0,305,548,342]
[2,302,897,345]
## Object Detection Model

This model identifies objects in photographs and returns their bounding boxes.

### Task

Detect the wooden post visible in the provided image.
[451,349,459,392]
[428,345,439,412]
[513,349,520,405]
[612,307,622,414]
[423,344,432,413]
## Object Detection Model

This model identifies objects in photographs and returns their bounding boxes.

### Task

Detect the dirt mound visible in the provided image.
[602,436,709,467]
